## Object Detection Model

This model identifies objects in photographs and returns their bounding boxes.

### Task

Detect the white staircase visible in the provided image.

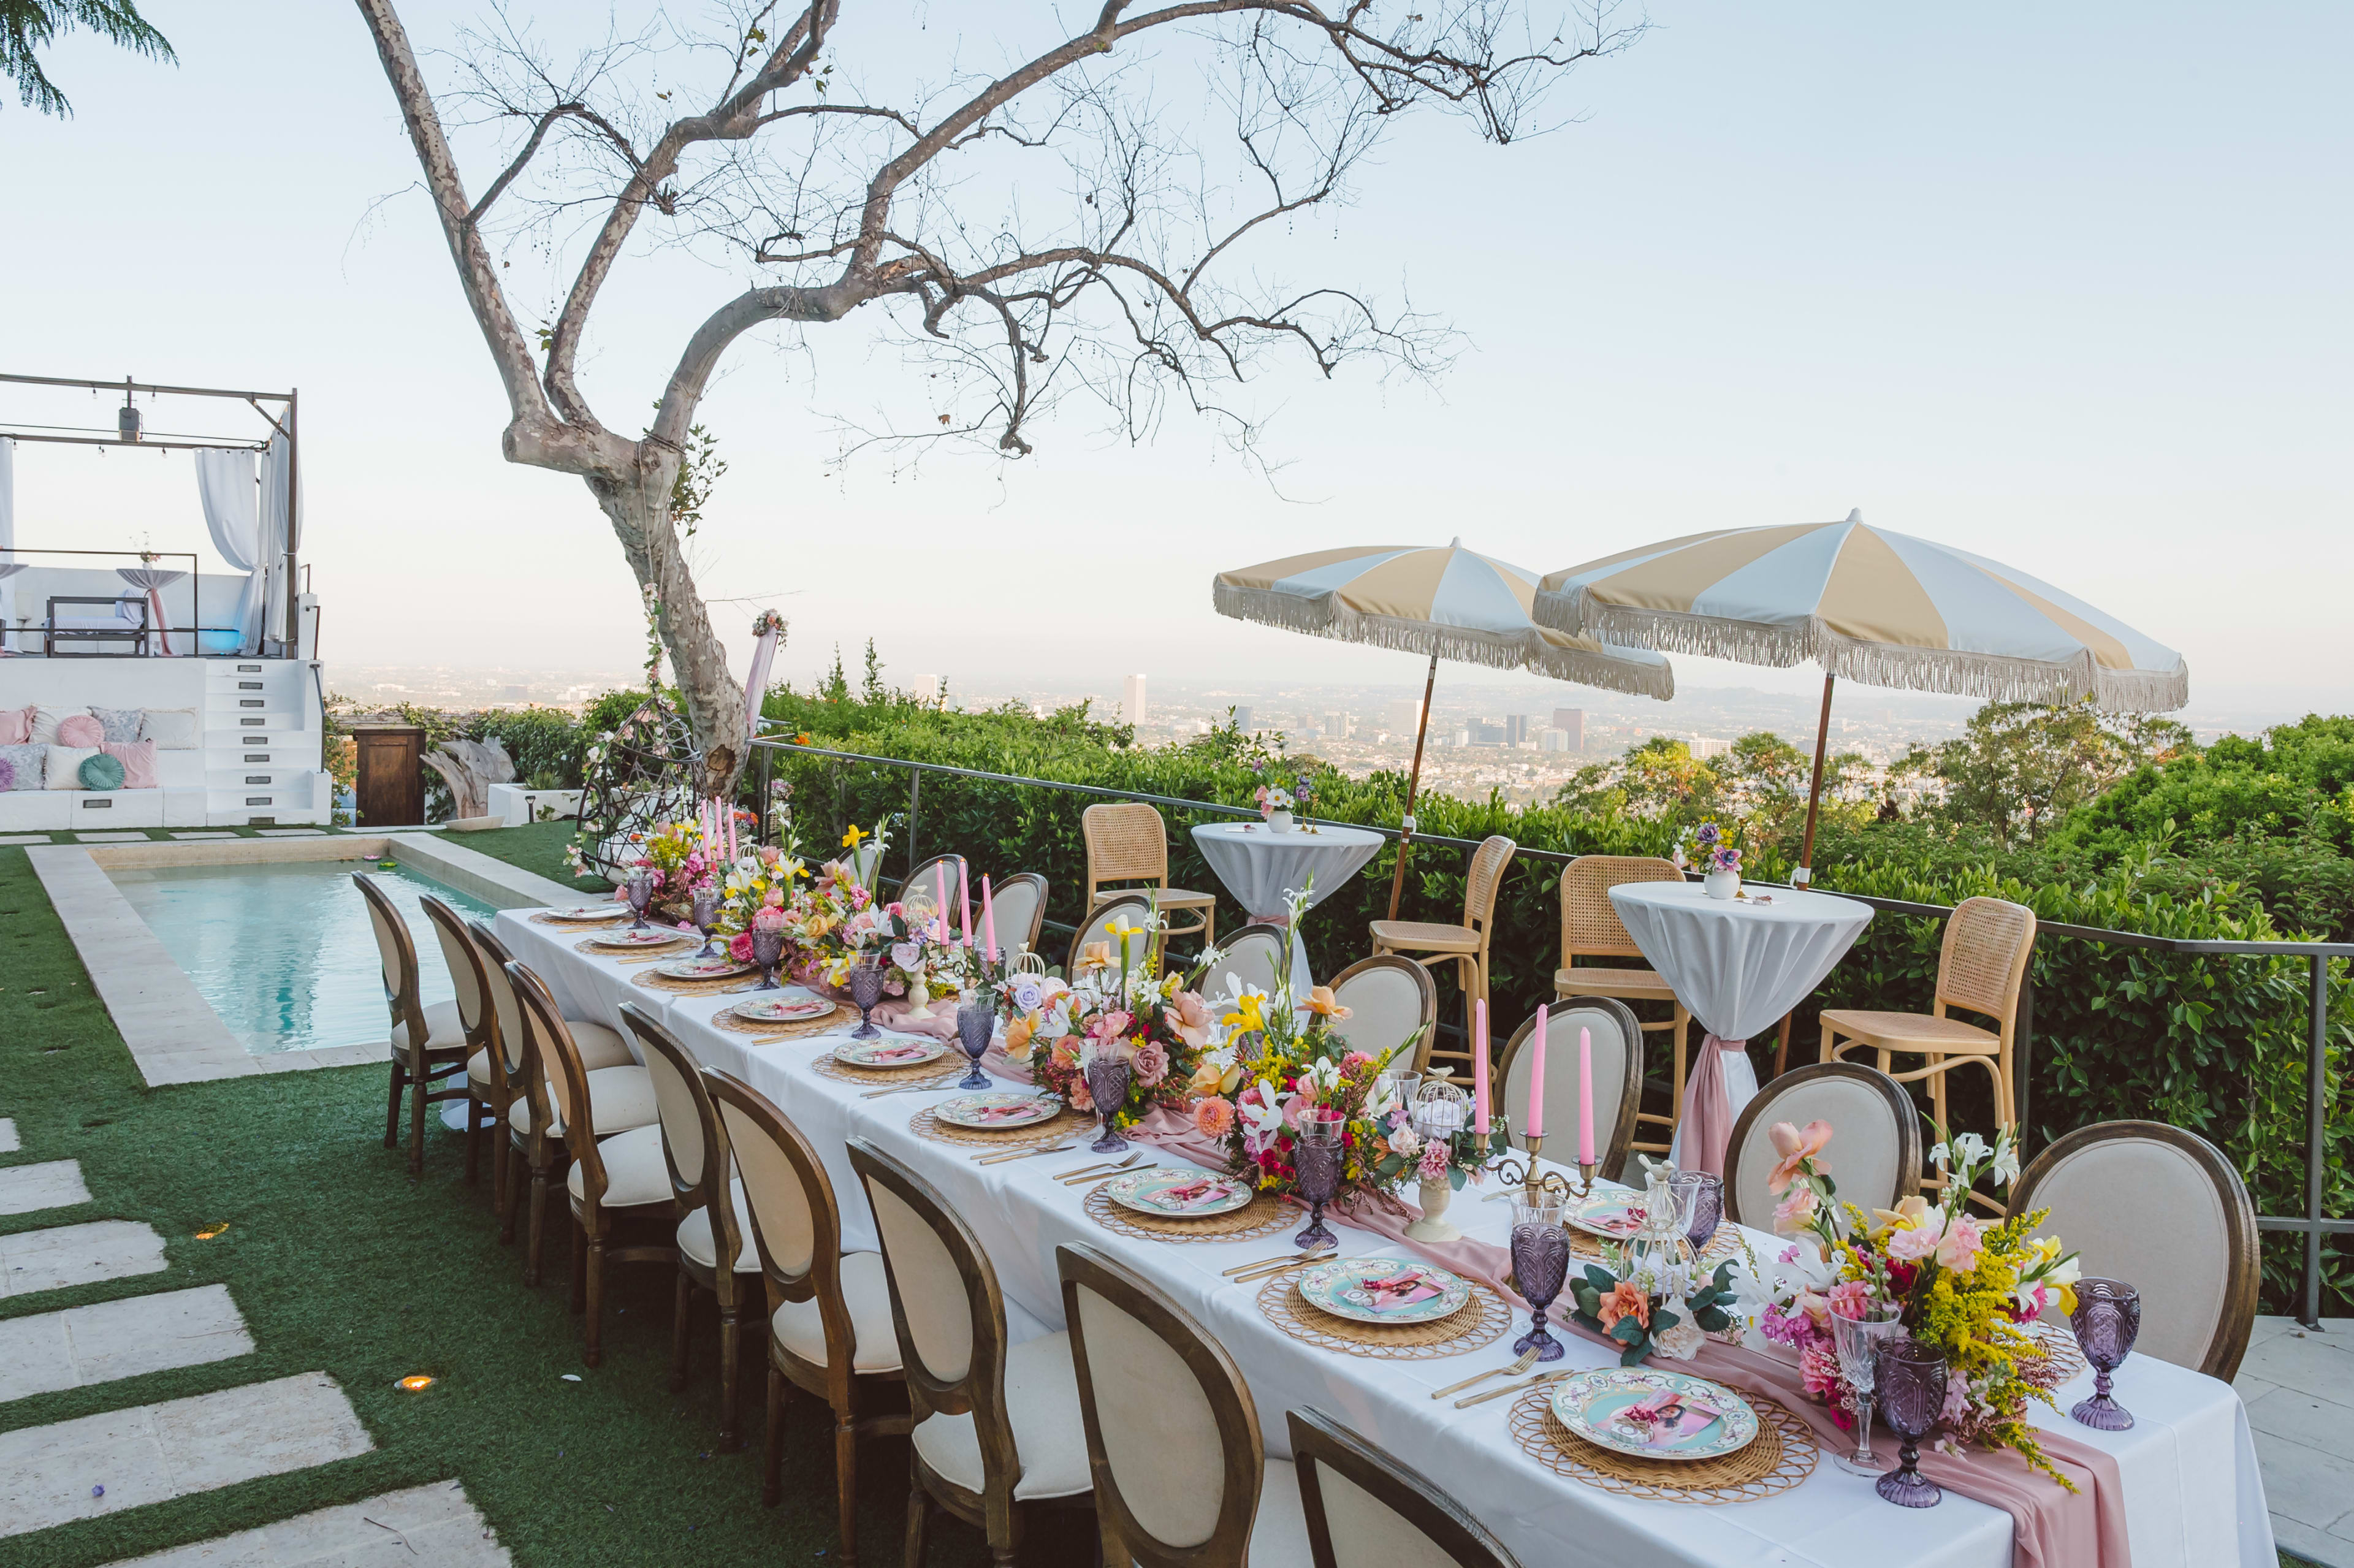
[200,661,329,826]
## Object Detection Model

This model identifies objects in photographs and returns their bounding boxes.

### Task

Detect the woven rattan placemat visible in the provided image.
[1505,1381,1817,1504]
[813,1051,961,1089]
[1254,1271,1510,1360]
[909,1103,1090,1149]
[573,934,693,959]
[631,969,760,995]
[531,911,626,927]
[708,1004,849,1044]
[1083,1183,1296,1244]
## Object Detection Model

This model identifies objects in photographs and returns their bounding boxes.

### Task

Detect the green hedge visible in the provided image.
[755,692,2350,1317]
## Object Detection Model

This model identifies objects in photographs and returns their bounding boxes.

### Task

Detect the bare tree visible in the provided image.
[353,0,1642,794]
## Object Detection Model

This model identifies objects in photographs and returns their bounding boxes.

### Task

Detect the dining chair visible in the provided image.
[706,1071,908,1563]
[986,872,1049,962]
[1198,921,1289,1006]
[1325,954,1437,1072]
[1067,892,1154,976]
[2010,1120,2259,1379]
[1369,834,1517,1072]
[1496,998,1645,1180]
[355,872,471,1181]
[507,961,671,1360]
[1553,855,1691,1157]
[416,893,497,1187]
[898,854,969,932]
[621,1004,761,1450]
[1081,801,1215,945]
[847,1138,1092,1566]
[1721,1062,1921,1231]
[1057,1242,1310,1567]
[468,920,636,1248]
[1286,1407,1522,1568]
[1819,896,2036,1192]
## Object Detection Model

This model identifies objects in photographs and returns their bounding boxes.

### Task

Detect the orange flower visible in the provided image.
[1596,1280,1651,1332]
[1303,985,1352,1021]
[1081,942,1114,971]
[1005,1013,1037,1060]
[1766,1119,1833,1195]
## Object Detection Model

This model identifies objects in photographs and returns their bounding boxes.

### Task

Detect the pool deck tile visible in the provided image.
[103,1479,511,1566]
[0,1161,93,1216]
[254,829,328,837]
[0,1220,169,1298]
[166,832,237,841]
[0,1285,254,1403]
[75,833,154,844]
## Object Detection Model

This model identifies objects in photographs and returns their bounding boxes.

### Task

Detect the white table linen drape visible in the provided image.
[194,447,264,653]
[115,567,185,656]
[0,438,15,652]
[495,905,2275,1568]
[1192,820,1383,984]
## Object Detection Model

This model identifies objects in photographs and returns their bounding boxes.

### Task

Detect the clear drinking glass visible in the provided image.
[1292,1113,1344,1250]
[846,957,887,1038]
[2069,1278,2141,1431]
[1829,1301,1906,1475]
[1875,1336,1950,1507]
[1509,1196,1571,1361]
[691,888,721,957]
[1084,1053,1133,1154]
[954,993,995,1090]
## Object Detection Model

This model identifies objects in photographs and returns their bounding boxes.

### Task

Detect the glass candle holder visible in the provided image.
[2069,1278,2141,1431]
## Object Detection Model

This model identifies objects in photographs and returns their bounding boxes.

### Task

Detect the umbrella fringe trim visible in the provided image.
[1211,582,1675,700]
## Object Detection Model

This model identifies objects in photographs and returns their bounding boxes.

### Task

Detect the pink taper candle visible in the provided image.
[934,864,950,942]
[958,861,973,946]
[1526,1005,1547,1140]
[1577,1025,1596,1166]
[728,809,737,865]
[1472,997,1490,1136]
[981,874,997,962]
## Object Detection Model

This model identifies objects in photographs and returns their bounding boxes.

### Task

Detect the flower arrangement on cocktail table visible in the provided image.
[1000,900,1210,1129]
[1758,1122,2082,1484]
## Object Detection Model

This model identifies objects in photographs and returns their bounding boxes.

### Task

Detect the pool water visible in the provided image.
[108,860,498,1056]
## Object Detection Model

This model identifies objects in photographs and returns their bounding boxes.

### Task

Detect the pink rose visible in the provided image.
[1194,1097,1235,1138]
[1171,991,1213,1048]
[1132,1040,1169,1087]
[729,932,753,962]
[1887,1217,1945,1265]
[763,887,785,908]
[1935,1216,1984,1272]
[1339,1051,1373,1075]
[1773,1186,1819,1232]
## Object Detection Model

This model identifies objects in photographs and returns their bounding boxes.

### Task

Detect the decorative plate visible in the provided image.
[1295,1257,1473,1326]
[1549,1368,1759,1462]
[834,1037,947,1069]
[1104,1168,1255,1218]
[588,927,692,950]
[932,1092,1061,1130]
[731,992,831,1024]
[653,954,753,980]
[1567,1193,1648,1241]
[543,904,627,922]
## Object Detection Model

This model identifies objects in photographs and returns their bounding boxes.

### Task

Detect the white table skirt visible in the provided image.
[497,908,2275,1568]
[1190,820,1385,921]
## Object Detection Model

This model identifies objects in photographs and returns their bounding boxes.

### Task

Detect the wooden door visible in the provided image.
[353,726,425,826]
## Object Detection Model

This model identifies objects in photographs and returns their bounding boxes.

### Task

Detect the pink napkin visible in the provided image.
[1617,1387,1729,1446]
[1152,1176,1236,1212]
[1358,1267,1446,1311]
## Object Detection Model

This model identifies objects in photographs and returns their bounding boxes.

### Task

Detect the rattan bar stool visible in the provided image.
[1368,834,1515,1071]
[1083,801,1216,945]
[1553,856,1691,1157]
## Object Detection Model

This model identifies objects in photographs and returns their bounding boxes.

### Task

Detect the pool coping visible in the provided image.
[28,835,577,1088]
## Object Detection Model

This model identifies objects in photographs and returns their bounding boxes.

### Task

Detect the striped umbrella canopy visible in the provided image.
[1214,541,1675,699]
[1533,511,2187,713]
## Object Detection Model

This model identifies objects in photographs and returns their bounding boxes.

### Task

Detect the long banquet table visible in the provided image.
[500,908,2277,1568]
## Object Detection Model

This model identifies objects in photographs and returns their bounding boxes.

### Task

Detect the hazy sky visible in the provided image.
[6,2,2348,717]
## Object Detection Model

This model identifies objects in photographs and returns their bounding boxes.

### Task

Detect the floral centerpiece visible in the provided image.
[1561,1164,1753,1364]
[999,900,1209,1128]
[1758,1122,2082,1483]
[623,818,720,921]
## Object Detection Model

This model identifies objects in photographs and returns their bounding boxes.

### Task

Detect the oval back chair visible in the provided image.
[987,872,1049,962]
[2009,1120,2260,1380]
[1325,954,1438,1073]
[1068,892,1154,976]
[417,892,497,1186]
[1496,997,1645,1179]
[1722,1062,1921,1231]
[898,854,969,934]
[1287,1407,1522,1568]
[355,871,468,1179]
[1198,921,1288,1008]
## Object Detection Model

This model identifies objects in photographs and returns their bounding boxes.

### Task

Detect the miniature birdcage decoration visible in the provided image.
[1623,1162,1700,1286]
[574,691,704,881]
[1409,1078,1471,1146]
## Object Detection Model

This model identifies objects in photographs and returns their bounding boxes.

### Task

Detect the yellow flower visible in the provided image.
[1107,919,1146,942]
[1224,994,1267,1037]
[1870,1194,1935,1238]
[841,824,867,850]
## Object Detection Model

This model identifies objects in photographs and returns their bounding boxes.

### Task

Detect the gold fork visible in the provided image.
[1430,1346,1539,1399]
[1227,1249,1333,1284]
[1062,1163,1156,1188]
[973,1142,1075,1165]
[1455,1369,1575,1409]
[1053,1151,1142,1180]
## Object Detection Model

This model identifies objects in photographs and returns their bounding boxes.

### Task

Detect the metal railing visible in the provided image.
[753,736,2351,1328]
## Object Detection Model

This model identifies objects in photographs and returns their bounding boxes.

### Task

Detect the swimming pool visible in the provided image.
[107,859,497,1056]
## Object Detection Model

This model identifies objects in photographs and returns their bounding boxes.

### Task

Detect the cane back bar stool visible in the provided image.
[1553,856,1691,1156]
[1369,834,1516,1072]
[1083,801,1216,945]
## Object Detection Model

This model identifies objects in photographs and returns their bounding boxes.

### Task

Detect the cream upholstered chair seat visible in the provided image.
[390,999,466,1057]
[509,1064,658,1138]
[909,1331,1091,1499]
[1553,964,1676,999]
[471,1019,628,1089]
[769,1249,904,1374]
[1365,920,1480,954]
[676,1179,761,1274]
[566,1123,671,1208]
[1251,1458,1313,1566]
[1814,1009,1999,1054]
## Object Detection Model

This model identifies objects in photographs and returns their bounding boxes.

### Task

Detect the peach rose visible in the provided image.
[1935,1215,1985,1272]
[1596,1280,1651,1332]
[1303,985,1352,1021]
[1171,991,1214,1048]
[1773,1186,1819,1232]
[1766,1119,1833,1195]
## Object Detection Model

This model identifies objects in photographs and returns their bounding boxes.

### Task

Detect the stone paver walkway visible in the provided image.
[0,1118,18,1153]
[0,1159,93,1215]
[2239,1316,2354,1566]
[0,1220,169,1298]
[107,1479,511,1566]
[0,1285,254,1402]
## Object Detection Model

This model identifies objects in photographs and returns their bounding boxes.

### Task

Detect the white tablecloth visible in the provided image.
[492,907,2274,1568]
[1191,820,1384,921]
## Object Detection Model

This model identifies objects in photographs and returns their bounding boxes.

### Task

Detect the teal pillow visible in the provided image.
[80,752,126,791]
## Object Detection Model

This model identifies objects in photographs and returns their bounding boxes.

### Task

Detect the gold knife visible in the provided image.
[1455,1369,1575,1409]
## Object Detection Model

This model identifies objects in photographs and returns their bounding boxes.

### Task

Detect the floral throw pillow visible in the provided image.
[0,744,42,791]
[90,706,146,744]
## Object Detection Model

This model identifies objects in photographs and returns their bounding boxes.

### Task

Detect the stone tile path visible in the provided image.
[107,1479,510,1566]
[0,1159,93,1215]
[0,1118,17,1153]
[0,834,55,847]
[2240,1316,2354,1566]
[0,1220,169,1298]
[167,832,237,841]
[0,1285,254,1402]
[253,829,327,838]
[75,833,154,844]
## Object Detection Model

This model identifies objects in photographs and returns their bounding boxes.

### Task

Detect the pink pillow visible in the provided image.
[55,714,105,747]
[101,740,158,789]
[0,706,30,746]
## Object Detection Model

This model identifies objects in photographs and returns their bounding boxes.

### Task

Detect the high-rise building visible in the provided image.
[1504,715,1530,746]
[1122,673,1147,726]
[910,673,942,702]
[1691,736,1732,759]
[1385,699,1422,736]
[1540,728,1571,753]
[1552,707,1585,749]
[1473,720,1507,747]
[1323,711,1350,740]
[1232,705,1254,733]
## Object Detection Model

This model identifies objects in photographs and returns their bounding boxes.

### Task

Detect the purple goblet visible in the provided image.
[1874,1336,1949,1508]
[2070,1279,2141,1431]
[1084,1054,1133,1154]
[748,924,786,990]
[1292,1113,1344,1249]
[623,868,656,931]
[1509,1197,1571,1361]
[691,888,722,958]
[1670,1171,1724,1249]
[954,996,995,1090]
[846,958,887,1040]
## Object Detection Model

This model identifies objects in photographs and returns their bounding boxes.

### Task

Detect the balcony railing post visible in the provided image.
[906,767,922,889]
[2015,962,2036,1160]
[2305,952,2330,1331]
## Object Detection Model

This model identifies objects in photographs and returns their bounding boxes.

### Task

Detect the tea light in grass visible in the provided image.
[396,1374,436,1391]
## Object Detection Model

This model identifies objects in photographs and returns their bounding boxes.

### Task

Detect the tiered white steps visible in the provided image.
[200,661,329,826]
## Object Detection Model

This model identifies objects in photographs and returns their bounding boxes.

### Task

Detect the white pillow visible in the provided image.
[45,745,99,791]
[32,706,88,745]
[140,708,200,749]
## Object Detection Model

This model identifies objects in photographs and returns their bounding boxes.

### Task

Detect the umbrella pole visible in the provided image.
[1385,652,1441,921]
[1774,672,1836,1079]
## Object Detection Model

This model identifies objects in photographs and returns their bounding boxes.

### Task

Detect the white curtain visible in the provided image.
[259,432,295,651]
[194,447,262,652]
[0,438,14,651]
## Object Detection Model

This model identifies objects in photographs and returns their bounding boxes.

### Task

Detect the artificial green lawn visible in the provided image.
[0,828,1064,1566]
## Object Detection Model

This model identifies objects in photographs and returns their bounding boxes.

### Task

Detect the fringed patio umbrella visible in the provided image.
[1213,540,1675,918]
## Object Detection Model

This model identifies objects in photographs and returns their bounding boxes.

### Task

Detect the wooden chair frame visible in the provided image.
[1287,1407,1522,1568]
[509,961,675,1368]
[1325,954,1439,1073]
[620,1005,755,1450]
[1721,1062,1922,1229]
[1082,801,1214,943]
[897,854,970,932]
[1553,856,1691,1157]
[1197,919,1290,1005]
[704,1071,909,1562]
[1369,834,1517,1072]
[989,871,1049,960]
[417,894,500,1188]
[847,1137,1092,1566]
[1494,997,1645,1178]
[2011,1119,2260,1380]
[1058,1242,1263,1567]
[468,920,558,1264]
[355,872,469,1181]
[1067,891,1154,976]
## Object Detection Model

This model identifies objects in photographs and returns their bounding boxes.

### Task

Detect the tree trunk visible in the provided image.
[588,455,747,799]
